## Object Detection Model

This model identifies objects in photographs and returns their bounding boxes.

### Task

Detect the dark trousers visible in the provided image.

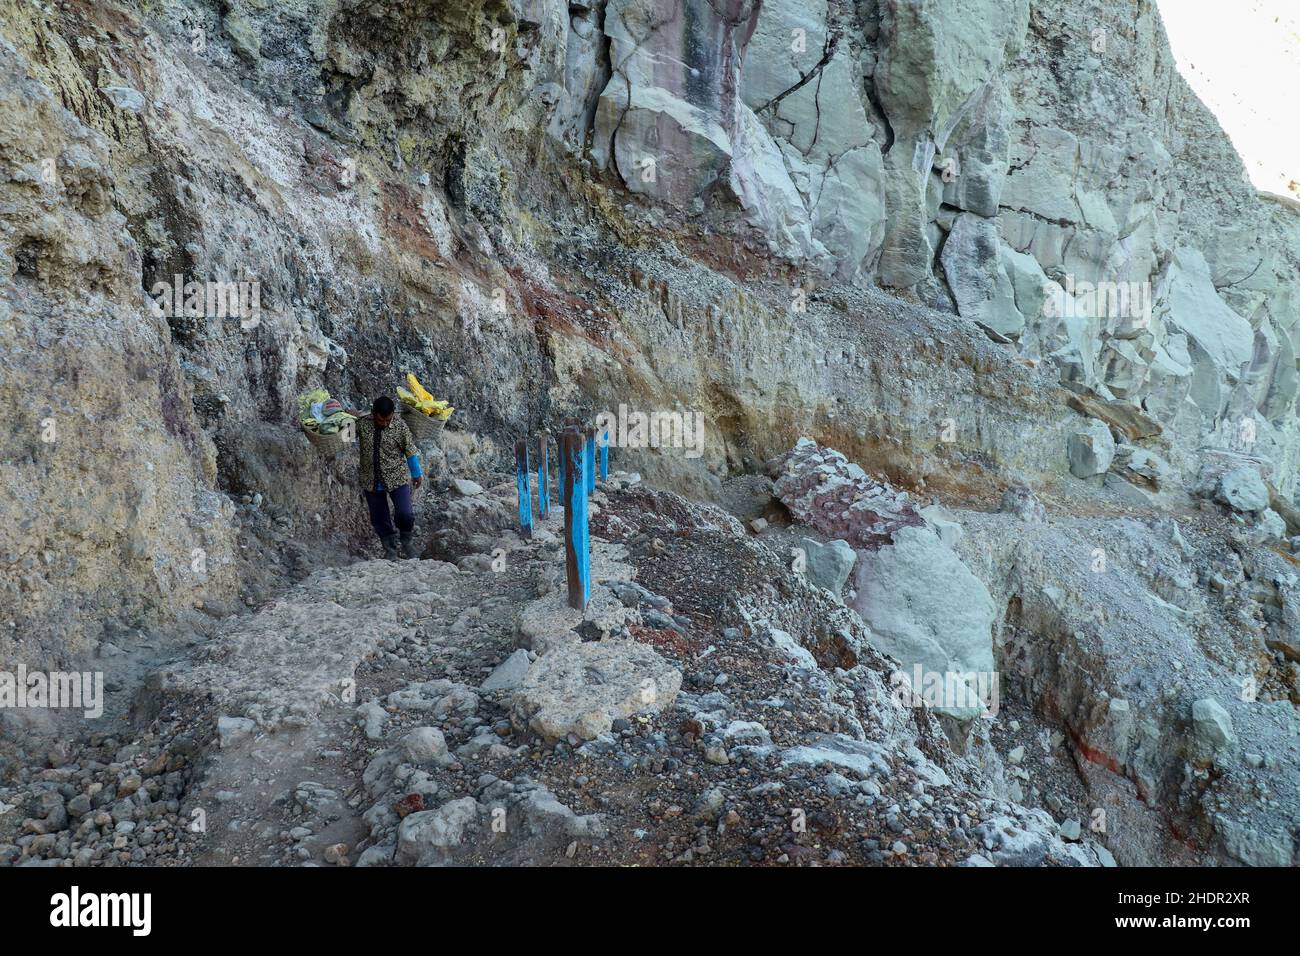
[364,484,414,538]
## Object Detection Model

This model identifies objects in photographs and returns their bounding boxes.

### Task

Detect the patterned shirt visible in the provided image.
[355,416,419,492]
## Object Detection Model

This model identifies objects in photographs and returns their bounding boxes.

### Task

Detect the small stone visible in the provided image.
[323,842,349,864]
[1253,509,1287,542]
[355,702,388,740]
[703,744,729,765]
[99,86,146,112]
[479,649,531,692]
[402,727,449,764]
[217,716,256,748]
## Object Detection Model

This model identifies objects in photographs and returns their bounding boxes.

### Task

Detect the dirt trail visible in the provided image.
[2,474,1120,868]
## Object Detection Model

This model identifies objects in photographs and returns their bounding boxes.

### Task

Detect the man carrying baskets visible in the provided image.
[351,396,423,560]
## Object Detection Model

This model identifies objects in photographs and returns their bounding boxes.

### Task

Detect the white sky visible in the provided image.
[1156,0,1300,196]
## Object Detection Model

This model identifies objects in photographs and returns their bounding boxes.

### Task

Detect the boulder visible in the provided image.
[941,212,1025,338]
[919,503,965,546]
[1190,698,1235,755]
[1067,419,1116,478]
[850,525,996,713]
[798,537,857,595]
[359,701,394,740]
[1215,812,1294,866]
[480,649,532,692]
[767,627,818,670]
[512,787,608,841]
[396,797,481,865]
[512,640,682,740]
[1252,509,1287,543]
[592,0,763,212]
[452,478,485,497]
[1269,577,1300,663]
[876,153,936,289]
[1001,124,1081,223]
[941,81,1012,218]
[771,439,925,549]
[999,241,1049,322]
[1159,247,1255,386]
[1217,465,1269,513]
[216,716,256,748]
[999,484,1046,523]
[1114,444,1173,489]
[1063,388,1162,442]
[401,727,449,764]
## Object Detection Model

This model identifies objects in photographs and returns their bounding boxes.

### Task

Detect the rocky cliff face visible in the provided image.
[0,0,1296,867]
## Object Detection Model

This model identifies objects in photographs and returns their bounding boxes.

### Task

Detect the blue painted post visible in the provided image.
[598,424,609,481]
[585,426,596,496]
[561,430,589,609]
[514,438,532,540]
[537,434,549,519]
[557,426,567,497]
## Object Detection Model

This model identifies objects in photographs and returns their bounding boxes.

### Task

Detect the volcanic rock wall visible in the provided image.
[0,0,1297,692]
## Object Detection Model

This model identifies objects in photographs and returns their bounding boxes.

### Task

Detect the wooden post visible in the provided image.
[514,438,532,539]
[561,429,589,610]
[537,434,549,519]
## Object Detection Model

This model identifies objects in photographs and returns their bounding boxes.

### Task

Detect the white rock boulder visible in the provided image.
[850,525,996,713]
[1067,419,1116,478]
[1216,465,1269,513]
[512,640,682,740]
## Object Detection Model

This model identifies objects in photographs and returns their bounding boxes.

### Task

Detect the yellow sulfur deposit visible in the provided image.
[399,373,454,421]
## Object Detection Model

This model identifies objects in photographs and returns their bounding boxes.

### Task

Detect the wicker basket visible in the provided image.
[402,406,446,441]
[302,424,348,454]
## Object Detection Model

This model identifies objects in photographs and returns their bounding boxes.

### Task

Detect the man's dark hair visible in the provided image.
[372,396,396,416]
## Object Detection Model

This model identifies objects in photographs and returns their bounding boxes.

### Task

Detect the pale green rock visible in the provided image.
[941,213,1024,337]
